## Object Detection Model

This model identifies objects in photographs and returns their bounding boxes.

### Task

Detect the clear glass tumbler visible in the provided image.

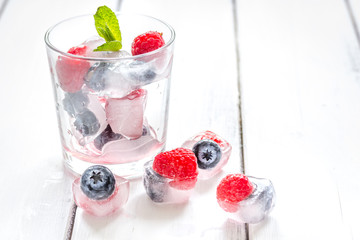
[45,14,175,177]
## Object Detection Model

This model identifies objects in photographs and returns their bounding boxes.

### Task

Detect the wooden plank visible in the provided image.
[0,0,118,239]
[71,0,246,239]
[236,0,360,239]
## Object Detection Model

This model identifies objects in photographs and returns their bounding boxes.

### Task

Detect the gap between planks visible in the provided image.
[232,0,249,239]
[0,0,9,21]
[344,0,360,48]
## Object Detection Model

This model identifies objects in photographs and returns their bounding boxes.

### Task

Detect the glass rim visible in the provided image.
[44,13,176,61]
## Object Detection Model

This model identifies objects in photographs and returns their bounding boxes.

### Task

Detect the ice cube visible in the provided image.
[143,160,195,204]
[120,60,157,86]
[182,131,232,179]
[222,176,276,224]
[82,36,131,58]
[84,61,136,98]
[105,89,147,139]
[72,175,129,217]
[70,94,107,146]
[63,91,89,117]
[96,124,163,164]
[73,110,100,136]
[84,62,108,91]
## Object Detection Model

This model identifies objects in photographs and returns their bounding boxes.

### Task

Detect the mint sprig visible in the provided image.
[93,6,122,51]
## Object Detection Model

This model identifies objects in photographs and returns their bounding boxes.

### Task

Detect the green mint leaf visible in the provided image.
[94,6,122,49]
[93,41,122,52]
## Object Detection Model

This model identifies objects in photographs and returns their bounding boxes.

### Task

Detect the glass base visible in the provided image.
[63,146,165,179]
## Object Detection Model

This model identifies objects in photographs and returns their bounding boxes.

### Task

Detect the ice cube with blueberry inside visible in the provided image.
[143,148,198,204]
[70,94,107,146]
[63,91,89,117]
[105,89,147,139]
[84,61,135,98]
[93,124,162,164]
[72,165,129,217]
[182,130,232,179]
[216,174,275,224]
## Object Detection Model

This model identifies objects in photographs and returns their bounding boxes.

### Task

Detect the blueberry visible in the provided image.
[94,125,122,150]
[128,61,156,84]
[143,161,168,203]
[80,165,116,200]
[142,125,148,136]
[74,110,100,136]
[63,91,89,117]
[84,62,109,91]
[192,139,222,169]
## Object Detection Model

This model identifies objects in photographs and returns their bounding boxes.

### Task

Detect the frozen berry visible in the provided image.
[68,45,87,55]
[94,125,122,150]
[192,139,222,169]
[74,110,100,136]
[153,148,198,180]
[80,165,115,200]
[131,31,165,56]
[63,91,89,117]
[84,62,110,91]
[143,161,168,202]
[56,46,90,93]
[216,174,254,212]
[128,60,156,84]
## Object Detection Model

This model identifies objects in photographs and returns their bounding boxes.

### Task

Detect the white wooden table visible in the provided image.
[1,0,360,239]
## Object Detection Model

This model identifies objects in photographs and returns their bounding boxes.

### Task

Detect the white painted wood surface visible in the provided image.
[237,0,360,239]
[0,0,360,239]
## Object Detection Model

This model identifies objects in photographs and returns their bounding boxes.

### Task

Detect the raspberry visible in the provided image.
[200,130,226,148]
[56,46,90,93]
[153,148,198,180]
[216,174,254,212]
[68,45,87,55]
[131,31,165,56]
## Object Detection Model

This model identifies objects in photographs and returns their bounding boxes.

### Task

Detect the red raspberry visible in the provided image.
[131,31,165,56]
[67,45,87,55]
[55,46,90,93]
[216,174,254,212]
[153,148,198,180]
[200,130,226,148]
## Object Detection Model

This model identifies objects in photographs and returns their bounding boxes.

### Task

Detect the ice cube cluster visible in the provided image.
[72,165,129,217]
[182,131,232,179]
[57,36,165,164]
[217,175,276,224]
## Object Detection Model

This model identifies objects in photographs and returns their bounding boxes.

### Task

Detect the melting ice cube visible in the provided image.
[143,160,195,204]
[220,176,276,224]
[72,175,129,217]
[105,89,147,139]
[182,131,232,179]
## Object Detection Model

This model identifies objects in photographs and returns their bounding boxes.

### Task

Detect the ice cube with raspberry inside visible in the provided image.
[55,46,90,93]
[143,148,198,204]
[105,89,147,139]
[72,165,130,217]
[182,130,232,179]
[216,174,275,224]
